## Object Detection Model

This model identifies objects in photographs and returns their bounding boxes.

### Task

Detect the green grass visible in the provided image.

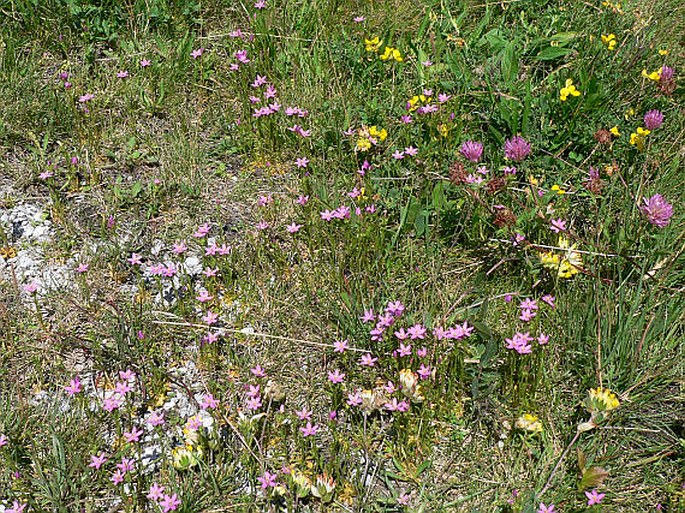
[0,0,684,511]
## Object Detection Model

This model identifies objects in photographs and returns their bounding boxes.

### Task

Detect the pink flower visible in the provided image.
[201,393,219,409]
[537,503,556,513]
[196,290,214,302]
[146,411,165,427]
[103,395,123,412]
[346,391,363,406]
[394,328,409,340]
[299,421,319,436]
[353,15,365,22]
[537,333,549,345]
[111,469,125,485]
[140,59,151,67]
[119,369,136,381]
[397,342,412,357]
[6,501,27,513]
[0,434,8,447]
[643,109,664,130]
[333,339,349,353]
[295,407,312,420]
[585,489,605,506]
[505,332,534,354]
[519,309,536,322]
[252,74,267,88]
[328,369,345,383]
[246,395,262,410]
[193,223,211,237]
[147,482,166,501]
[504,135,531,161]
[251,364,267,377]
[160,493,181,512]
[404,146,418,156]
[191,48,204,59]
[116,457,135,473]
[541,294,556,308]
[386,301,405,317]
[392,150,405,160]
[201,311,219,325]
[286,223,303,233]
[89,452,108,470]
[234,50,250,64]
[295,157,309,168]
[116,70,129,78]
[359,353,378,367]
[520,298,538,310]
[23,282,38,294]
[123,427,143,443]
[128,252,143,265]
[407,324,427,339]
[360,309,375,323]
[258,471,278,489]
[460,140,484,163]
[550,218,567,233]
[114,381,131,395]
[296,195,309,206]
[65,377,82,396]
[640,194,673,227]
[78,93,94,103]
[417,364,432,379]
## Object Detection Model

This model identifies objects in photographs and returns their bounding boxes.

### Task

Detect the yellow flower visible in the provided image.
[586,387,620,413]
[540,236,583,279]
[641,68,661,81]
[379,46,403,62]
[437,124,449,138]
[658,48,668,56]
[516,413,543,433]
[368,125,387,141]
[560,79,581,101]
[629,126,650,151]
[609,125,621,137]
[355,138,371,152]
[551,184,566,195]
[601,33,617,50]
[364,36,382,52]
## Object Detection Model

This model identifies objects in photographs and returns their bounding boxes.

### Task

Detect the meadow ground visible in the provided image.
[0,0,684,511]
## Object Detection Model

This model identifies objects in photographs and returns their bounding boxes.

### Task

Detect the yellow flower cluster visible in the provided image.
[380,46,403,62]
[629,127,650,151]
[407,94,429,112]
[587,387,620,412]
[364,36,382,52]
[364,37,403,62]
[602,0,623,13]
[641,68,662,81]
[516,413,543,433]
[355,125,387,152]
[560,79,581,101]
[539,236,583,279]
[601,33,617,50]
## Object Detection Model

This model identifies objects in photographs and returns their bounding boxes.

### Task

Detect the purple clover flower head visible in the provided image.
[640,194,673,227]
[660,65,674,82]
[504,136,531,162]
[643,110,664,130]
[459,140,484,163]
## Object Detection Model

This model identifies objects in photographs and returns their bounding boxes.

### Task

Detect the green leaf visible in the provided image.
[535,46,574,61]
